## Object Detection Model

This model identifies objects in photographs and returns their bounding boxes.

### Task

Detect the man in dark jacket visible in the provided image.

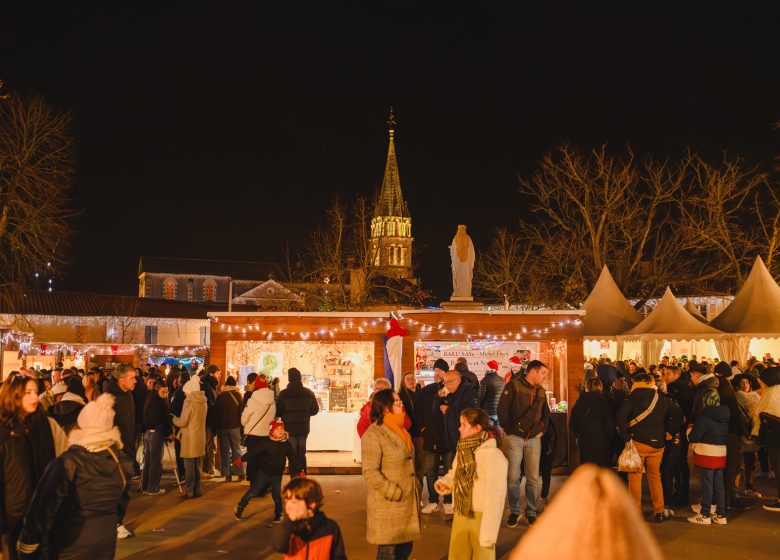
[497,359,550,527]
[416,359,451,514]
[617,373,682,522]
[437,370,479,455]
[200,365,220,476]
[276,367,319,475]
[661,365,693,506]
[479,360,505,425]
[454,358,480,389]
[141,382,171,494]
[597,359,619,390]
[213,376,244,481]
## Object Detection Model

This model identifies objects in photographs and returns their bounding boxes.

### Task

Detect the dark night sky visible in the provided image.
[3,3,780,299]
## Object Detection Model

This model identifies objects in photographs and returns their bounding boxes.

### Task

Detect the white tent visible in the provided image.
[618,287,727,365]
[581,266,642,360]
[710,256,780,364]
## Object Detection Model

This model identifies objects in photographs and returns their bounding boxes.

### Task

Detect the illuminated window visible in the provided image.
[203,279,217,301]
[162,278,177,300]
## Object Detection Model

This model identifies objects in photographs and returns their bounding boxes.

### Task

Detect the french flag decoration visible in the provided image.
[384,316,408,391]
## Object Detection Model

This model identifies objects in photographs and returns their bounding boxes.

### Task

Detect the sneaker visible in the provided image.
[687,514,712,525]
[763,500,780,512]
[527,515,536,526]
[691,503,701,514]
[743,489,763,498]
[443,503,454,516]
[712,514,728,525]
[421,503,439,514]
[267,513,284,526]
[234,505,244,520]
[506,513,521,528]
[116,524,135,539]
[146,489,166,496]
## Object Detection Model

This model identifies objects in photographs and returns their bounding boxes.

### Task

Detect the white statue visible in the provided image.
[450,224,475,300]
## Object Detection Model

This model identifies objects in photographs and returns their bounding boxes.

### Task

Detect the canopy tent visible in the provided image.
[618,287,727,365]
[581,266,642,361]
[684,299,709,324]
[710,256,780,364]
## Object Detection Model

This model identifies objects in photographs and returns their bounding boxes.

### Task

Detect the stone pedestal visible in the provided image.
[440,299,484,310]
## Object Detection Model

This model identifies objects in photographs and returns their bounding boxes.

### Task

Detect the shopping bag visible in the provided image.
[617,439,642,473]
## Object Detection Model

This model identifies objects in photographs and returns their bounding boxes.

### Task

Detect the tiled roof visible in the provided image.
[138,257,281,281]
[0,286,244,319]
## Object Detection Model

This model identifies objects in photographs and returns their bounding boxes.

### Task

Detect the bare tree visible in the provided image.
[0,91,74,285]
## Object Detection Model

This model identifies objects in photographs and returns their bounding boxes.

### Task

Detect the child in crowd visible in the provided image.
[234,420,296,524]
[688,389,730,525]
[271,477,347,560]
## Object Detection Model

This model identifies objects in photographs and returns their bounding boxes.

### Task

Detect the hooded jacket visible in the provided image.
[241,388,276,437]
[271,511,347,560]
[105,378,136,454]
[689,404,730,469]
[50,393,86,433]
[479,370,505,419]
[617,380,681,449]
[497,374,550,439]
[690,374,719,425]
[276,382,319,437]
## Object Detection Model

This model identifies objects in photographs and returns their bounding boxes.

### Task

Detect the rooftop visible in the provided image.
[138,256,281,280]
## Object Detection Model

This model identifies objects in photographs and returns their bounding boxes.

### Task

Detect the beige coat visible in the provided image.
[173,390,207,458]
[361,423,420,545]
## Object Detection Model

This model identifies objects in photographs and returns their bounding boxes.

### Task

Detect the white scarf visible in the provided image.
[68,425,123,452]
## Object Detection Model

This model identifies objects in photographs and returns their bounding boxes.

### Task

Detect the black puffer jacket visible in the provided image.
[276,382,320,437]
[105,378,136,454]
[415,381,448,452]
[497,374,550,439]
[50,394,86,433]
[617,384,682,448]
[244,436,296,477]
[479,370,505,419]
[18,444,132,559]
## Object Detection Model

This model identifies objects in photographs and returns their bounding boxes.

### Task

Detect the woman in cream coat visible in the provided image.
[436,408,508,560]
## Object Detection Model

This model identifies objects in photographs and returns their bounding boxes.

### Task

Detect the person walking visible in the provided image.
[478,361,505,426]
[752,366,780,512]
[173,377,208,499]
[0,375,67,560]
[276,367,319,475]
[415,361,451,514]
[141,381,171,495]
[497,359,550,527]
[241,375,276,482]
[17,393,133,559]
[234,420,296,524]
[213,376,244,481]
[616,373,681,522]
[361,389,420,560]
[687,389,730,525]
[569,378,615,468]
[435,408,507,560]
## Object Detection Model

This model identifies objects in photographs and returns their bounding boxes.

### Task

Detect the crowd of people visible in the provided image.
[0,351,777,559]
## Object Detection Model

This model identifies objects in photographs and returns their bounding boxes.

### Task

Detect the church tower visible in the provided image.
[370,108,413,279]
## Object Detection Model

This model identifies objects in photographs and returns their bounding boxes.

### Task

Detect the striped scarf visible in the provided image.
[454,431,488,517]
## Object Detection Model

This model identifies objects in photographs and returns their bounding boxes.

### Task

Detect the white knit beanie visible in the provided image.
[77,393,116,431]
[183,377,202,394]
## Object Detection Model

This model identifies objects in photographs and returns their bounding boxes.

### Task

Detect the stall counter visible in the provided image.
[308,411,360,451]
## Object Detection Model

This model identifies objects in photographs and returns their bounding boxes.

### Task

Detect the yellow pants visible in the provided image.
[448,511,496,560]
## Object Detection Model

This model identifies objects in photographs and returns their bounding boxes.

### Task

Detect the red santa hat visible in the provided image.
[254,377,269,390]
[487,360,499,371]
[509,355,522,365]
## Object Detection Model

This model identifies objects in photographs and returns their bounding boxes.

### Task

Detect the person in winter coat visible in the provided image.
[397,372,424,484]
[689,363,719,424]
[141,381,171,495]
[213,376,244,481]
[687,389,730,525]
[241,376,277,482]
[17,393,133,559]
[0,376,67,559]
[169,371,188,480]
[362,389,420,560]
[276,367,320,475]
[172,377,208,499]
[454,359,480,390]
[752,366,780,512]
[617,373,682,522]
[415,362,452,514]
[435,408,507,560]
[733,373,762,497]
[50,376,87,434]
[437,371,480,461]
[570,378,615,468]
[478,361,505,426]
[497,360,550,527]
[200,365,221,476]
[104,365,138,480]
[234,420,296,523]
[661,365,694,506]
[271,477,347,560]
[357,378,393,438]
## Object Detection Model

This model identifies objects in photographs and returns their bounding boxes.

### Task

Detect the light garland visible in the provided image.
[214,317,385,340]
[0,314,206,327]
[399,315,582,341]
[24,343,209,357]
[1,331,34,345]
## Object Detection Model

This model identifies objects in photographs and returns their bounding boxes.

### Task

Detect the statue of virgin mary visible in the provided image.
[450,224,475,300]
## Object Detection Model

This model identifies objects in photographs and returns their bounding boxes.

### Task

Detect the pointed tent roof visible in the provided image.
[620,287,726,340]
[580,266,643,337]
[684,299,709,324]
[711,256,780,336]
[375,108,408,218]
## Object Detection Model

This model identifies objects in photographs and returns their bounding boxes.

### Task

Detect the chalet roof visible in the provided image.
[0,286,243,319]
[580,266,642,338]
[375,109,409,218]
[710,256,780,336]
[138,257,280,281]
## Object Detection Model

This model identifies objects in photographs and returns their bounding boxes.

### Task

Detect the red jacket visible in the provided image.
[357,400,411,438]
[271,512,346,560]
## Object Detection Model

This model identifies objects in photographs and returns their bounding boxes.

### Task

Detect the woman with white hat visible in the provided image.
[173,376,208,498]
[17,393,132,559]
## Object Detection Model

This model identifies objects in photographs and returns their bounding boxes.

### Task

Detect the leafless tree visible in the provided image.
[0,91,74,286]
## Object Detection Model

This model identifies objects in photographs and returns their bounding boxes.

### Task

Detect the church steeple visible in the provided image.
[376,107,408,218]
[370,108,413,279]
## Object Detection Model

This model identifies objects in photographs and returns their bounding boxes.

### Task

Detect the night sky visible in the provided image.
[3,4,780,299]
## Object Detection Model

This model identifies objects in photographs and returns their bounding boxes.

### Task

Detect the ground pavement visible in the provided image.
[117,472,780,559]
